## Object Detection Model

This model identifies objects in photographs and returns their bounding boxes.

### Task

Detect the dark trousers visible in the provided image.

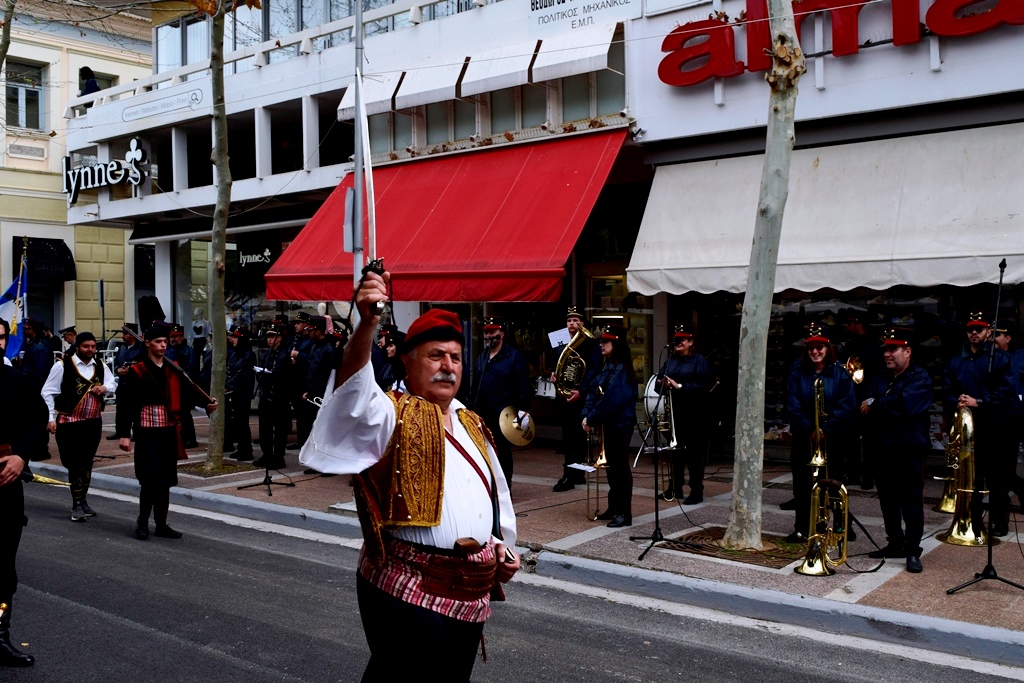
[225,394,253,454]
[873,446,926,555]
[295,399,316,447]
[138,484,171,528]
[179,407,196,445]
[667,422,708,497]
[484,414,514,490]
[356,574,484,683]
[560,400,587,480]
[55,418,102,503]
[0,480,25,606]
[790,438,814,536]
[973,421,1017,532]
[257,398,291,461]
[603,428,633,518]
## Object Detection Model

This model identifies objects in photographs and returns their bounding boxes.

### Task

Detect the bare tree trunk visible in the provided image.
[723,0,805,549]
[205,0,231,472]
[0,0,17,76]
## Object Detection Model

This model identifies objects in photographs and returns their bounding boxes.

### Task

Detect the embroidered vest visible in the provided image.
[54,356,106,416]
[352,392,495,569]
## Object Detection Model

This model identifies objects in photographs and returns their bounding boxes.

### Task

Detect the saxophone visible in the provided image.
[554,325,596,397]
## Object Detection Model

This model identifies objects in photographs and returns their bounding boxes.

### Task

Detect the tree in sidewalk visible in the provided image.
[722,0,805,550]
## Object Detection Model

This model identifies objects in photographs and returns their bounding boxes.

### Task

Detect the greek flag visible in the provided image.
[0,256,28,360]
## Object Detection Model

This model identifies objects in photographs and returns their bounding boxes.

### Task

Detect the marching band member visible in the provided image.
[655,323,712,504]
[784,324,856,544]
[41,332,116,522]
[582,324,638,528]
[300,271,519,682]
[862,329,933,573]
[551,306,601,492]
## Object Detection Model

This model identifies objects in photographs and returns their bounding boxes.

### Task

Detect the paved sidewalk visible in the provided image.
[31,411,1024,667]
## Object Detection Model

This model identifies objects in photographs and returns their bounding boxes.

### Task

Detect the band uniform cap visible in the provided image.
[377,323,399,338]
[672,323,693,341]
[600,324,628,342]
[403,309,464,352]
[881,327,913,347]
[994,321,1018,337]
[58,325,76,336]
[272,314,289,325]
[804,323,831,345]
[294,311,312,323]
[482,316,504,332]
[230,325,253,340]
[264,327,281,337]
[75,331,96,345]
[124,322,139,333]
[23,317,44,331]
[308,316,328,333]
[966,311,991,329]
[144,321,174,341]
[566,306,587,323]
[170,323,186,337]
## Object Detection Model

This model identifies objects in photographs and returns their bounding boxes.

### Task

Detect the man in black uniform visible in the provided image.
[108,323,144,441]
[57,326,78,360]
[0,317,44,666]
[225,327,256,460]
[117,322,216,540]
[289,312,314,450]
[19,320,52,461]
[862,328,934,573]
[993,322,1024,513]
[551,307,602,492]
[470,316,532,489]
[41,332,116,521]
[167,324,199,449]
[254,326,290,470]
[840,312,882,489]
[943,312,1017,537]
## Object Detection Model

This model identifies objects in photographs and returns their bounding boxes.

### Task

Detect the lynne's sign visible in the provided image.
[62,138,149,207]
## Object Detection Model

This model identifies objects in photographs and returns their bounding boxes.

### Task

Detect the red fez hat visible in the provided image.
[404,309,464,352]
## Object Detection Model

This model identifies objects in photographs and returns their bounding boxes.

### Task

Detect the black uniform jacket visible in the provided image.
[865,364,934,450]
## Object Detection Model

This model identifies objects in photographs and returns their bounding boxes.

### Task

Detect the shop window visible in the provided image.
[426,101,450,145]
[489,87,517,135]
[596,37,626,115]
[394,110,413,150]
[453,99,476,140]
[561,73,591,123]
[268,0,299,63]
[521,84,546,129]
[368,112,392,154]
[5,61,43,130]
[155,23,182,74]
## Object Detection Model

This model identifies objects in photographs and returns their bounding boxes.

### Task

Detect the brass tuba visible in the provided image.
[555,325,596,397]
[795,479,849,576]
[844,355,864,384]
[937,406,993,547]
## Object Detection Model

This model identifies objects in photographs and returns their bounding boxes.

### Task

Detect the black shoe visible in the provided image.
[286,442,301,450]
[868,544,906,559]
[80,499,97,517]
[860,477,874,490]
[783,531,806,544]
[71,503,87,522]
[595,510,616,521]
[993,528,1009,538]
[106,433,121,440]
[0,637,34,668]
[182,440,200,449]
[154,525,183,539]
[906,555,923,573]
[779,498,797,510]
[552,477,576,492]
[683,493,703,505]
[134,524,150,541]
[606,515,632,528]
[264,459,287,470]
[847,527,857,542]
[234,451,254,462]
[252,456,267,468]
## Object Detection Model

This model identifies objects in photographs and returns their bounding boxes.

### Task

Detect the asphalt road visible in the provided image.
[7,484,1023,682]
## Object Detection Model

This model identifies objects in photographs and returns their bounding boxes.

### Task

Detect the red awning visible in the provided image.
[264,129,626,302]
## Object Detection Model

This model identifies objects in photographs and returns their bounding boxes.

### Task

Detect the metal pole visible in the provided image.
[352,0,365,290]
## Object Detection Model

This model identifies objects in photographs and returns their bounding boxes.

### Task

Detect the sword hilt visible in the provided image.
[362,258,387,317]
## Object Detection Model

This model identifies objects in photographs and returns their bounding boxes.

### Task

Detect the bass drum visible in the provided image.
[644,375,669,424]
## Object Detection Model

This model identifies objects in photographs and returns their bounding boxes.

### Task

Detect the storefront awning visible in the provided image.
[460,41,539,98]
[337,72,404,121]
[627,123,1024,295]
[531,23,616,83]
[395,60,466,111]
[13,236,77,285]
[265,129,626,303]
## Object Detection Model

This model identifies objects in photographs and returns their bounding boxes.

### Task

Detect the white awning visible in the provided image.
[460,41,539,98]
[531,23,616,83]
[337,71,404,121]
[394,59,467,111]
[626,123,1024,295]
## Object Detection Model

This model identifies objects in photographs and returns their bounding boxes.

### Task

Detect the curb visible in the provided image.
[38,463,1024,668]
[531,552,1024,668]
[33,463,363,540]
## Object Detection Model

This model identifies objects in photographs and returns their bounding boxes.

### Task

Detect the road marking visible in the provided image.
[514,572,1024,679]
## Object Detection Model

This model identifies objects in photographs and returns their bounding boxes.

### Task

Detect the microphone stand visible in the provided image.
[631,348,700,561]
[947,258,1023,595]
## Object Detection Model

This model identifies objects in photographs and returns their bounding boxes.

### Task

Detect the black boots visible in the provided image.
[0,604,34,667]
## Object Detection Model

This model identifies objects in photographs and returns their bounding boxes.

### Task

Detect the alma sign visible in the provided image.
[62,138,149,207]
[658,0,1024,88]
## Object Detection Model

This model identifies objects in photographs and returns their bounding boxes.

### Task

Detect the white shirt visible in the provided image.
[300,362,517,550]
[41,354,117,422]
[2,356,10,367]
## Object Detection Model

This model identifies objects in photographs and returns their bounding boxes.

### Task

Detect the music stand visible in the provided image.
[631,376,700,561]
[237,462,295,497]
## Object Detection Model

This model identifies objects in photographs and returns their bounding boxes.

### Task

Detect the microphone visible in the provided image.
[664,343,673,348]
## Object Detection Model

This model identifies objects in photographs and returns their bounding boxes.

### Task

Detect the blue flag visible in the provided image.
[0,256,28,360]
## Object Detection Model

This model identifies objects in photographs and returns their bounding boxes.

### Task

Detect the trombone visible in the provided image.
[586,424,607,520]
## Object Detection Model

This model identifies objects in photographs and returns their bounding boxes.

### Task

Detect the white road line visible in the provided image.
[514,572,1024,680]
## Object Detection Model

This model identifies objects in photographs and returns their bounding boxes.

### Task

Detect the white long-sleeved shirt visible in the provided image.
[300,362,517,550]
[41,354,117,422]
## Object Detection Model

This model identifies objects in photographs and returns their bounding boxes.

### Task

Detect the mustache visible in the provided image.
[430,371,458,384]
